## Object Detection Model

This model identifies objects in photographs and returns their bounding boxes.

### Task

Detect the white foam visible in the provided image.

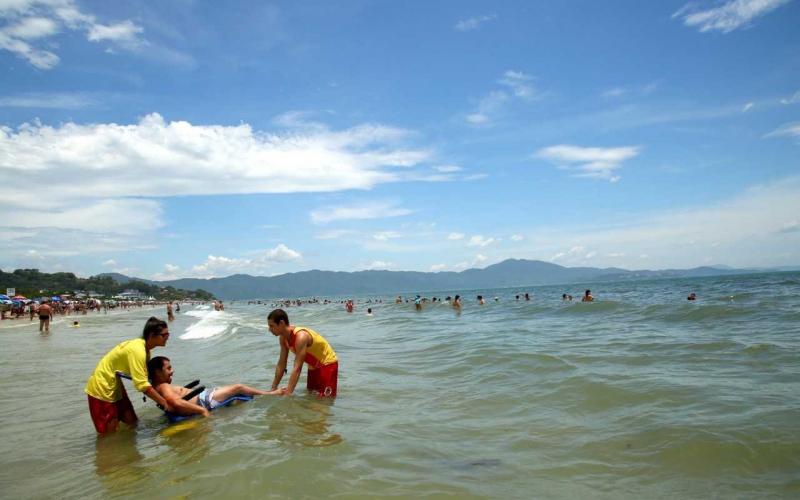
[180,310,233,339]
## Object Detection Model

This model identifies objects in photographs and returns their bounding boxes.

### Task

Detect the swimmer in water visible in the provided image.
[687,292,697,301]
[72,321,80,327]
[582,290,593,302]
[452,295,462,309]
[477,295,485,305]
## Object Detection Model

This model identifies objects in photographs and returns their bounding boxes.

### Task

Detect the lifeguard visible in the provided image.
[267,309,338,397]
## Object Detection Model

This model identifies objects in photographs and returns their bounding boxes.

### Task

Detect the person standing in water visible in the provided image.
[38,300,52,332]
[167,301,175,321]
[84,317,173,433]
[582,290,594,302]
[267,309,339,397]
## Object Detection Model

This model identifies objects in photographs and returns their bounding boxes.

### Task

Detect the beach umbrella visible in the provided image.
[12,295,26,300]
[0,294,9,300]
[51,296,61,302]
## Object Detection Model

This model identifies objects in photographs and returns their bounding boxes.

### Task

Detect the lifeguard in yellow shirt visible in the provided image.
[267,309,339,397]
[84,317,173,433]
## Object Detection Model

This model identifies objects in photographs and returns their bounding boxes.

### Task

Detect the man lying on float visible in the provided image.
[147,356,281,417]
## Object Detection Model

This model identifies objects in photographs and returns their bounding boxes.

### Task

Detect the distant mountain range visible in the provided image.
[95,259,798,300]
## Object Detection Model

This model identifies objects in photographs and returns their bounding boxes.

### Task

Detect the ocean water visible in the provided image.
[1,272,799,499]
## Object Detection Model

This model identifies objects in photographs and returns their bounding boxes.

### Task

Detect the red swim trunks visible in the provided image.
[307,361,338,397]
[87,393,136,433]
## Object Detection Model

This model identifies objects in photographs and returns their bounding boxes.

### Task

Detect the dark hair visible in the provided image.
[477,295,483,300]
[585,290,591,295]
[142,316,168,340]
[147,356,169,380]
[268,308,289,326]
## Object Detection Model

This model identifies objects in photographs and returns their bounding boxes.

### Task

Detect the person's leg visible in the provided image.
[307,367,320,394]
[88,395,120,434]
[212,383,271,401]
[315,362,338,397]
[116,393,138,427]
[39,318,44,332]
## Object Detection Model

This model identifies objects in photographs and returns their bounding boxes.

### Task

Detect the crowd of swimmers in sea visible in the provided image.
[245,287,701,316]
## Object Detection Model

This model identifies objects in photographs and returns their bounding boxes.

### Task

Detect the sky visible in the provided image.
[1,0,799,280]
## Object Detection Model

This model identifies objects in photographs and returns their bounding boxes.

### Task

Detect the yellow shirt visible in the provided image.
[283,327,338,369]
[85,338,150,402]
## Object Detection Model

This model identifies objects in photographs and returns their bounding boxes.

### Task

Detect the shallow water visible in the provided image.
[1,272,799,498]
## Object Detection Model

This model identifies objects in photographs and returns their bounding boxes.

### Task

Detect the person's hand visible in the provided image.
[200,409,210,418]
[162,402,174,413]
[279,387,291,396]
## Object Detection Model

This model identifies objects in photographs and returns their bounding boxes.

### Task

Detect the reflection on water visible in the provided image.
[94,431,147,496]
[263,398,343,448]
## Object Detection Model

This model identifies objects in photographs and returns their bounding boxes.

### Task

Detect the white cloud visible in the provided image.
[551,245,586,262]
[474,253,488,264]
[536,144,641,182]
[468,235,496,247]
[601,81,661,100]
[529,177,800,268]
[435,164,463,173]
[447,232,465,240]
[0,92,95,109]
[0,114,431,239]
[4,16,58,39]
[673,0,790,33]
[87,20,142,44]
[466,90,508,125]
[310,201,413,224]
[364,260,394,270]
[781,90,800,105]
[466,71,539,125]
[429,263,447,272]
[102,259,116,267]
[0,0,147,70]
[186,243,303,278]
[264,243,302,262]
[164,264,180,273]
[510,234,524,242]
[454,14,497,31]
[764,122,800,139]
[373,231,401,241]
[742,102,755,112]
[498,70,537,99]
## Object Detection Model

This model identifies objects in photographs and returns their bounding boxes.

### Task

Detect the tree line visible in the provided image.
[0,269,215,301]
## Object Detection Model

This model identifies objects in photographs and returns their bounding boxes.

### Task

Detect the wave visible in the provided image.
[180,310,238,340]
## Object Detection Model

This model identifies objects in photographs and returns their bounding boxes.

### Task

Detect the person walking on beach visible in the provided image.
[267,308,339,397]
[84,317,174,433]
[38,301,52,332]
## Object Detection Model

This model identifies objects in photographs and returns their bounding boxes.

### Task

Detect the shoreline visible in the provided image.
[0,305,166,330]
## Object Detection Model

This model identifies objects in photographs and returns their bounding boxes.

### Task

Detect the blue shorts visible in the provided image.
[197,388,222,410]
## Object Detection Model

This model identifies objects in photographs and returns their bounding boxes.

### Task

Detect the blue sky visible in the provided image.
[1,0,799,279]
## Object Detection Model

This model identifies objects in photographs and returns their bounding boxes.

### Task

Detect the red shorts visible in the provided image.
[307,361,338,397]
[87,393,136,433]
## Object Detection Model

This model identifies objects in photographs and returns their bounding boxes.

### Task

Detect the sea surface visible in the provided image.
[1,272,799,499]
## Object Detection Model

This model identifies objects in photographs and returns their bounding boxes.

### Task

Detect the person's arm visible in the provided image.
[283,332,309,395]
[271,342,289,390]
[157,384,208,417]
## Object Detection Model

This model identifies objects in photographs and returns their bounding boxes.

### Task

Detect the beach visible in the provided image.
[1,272,799,498]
